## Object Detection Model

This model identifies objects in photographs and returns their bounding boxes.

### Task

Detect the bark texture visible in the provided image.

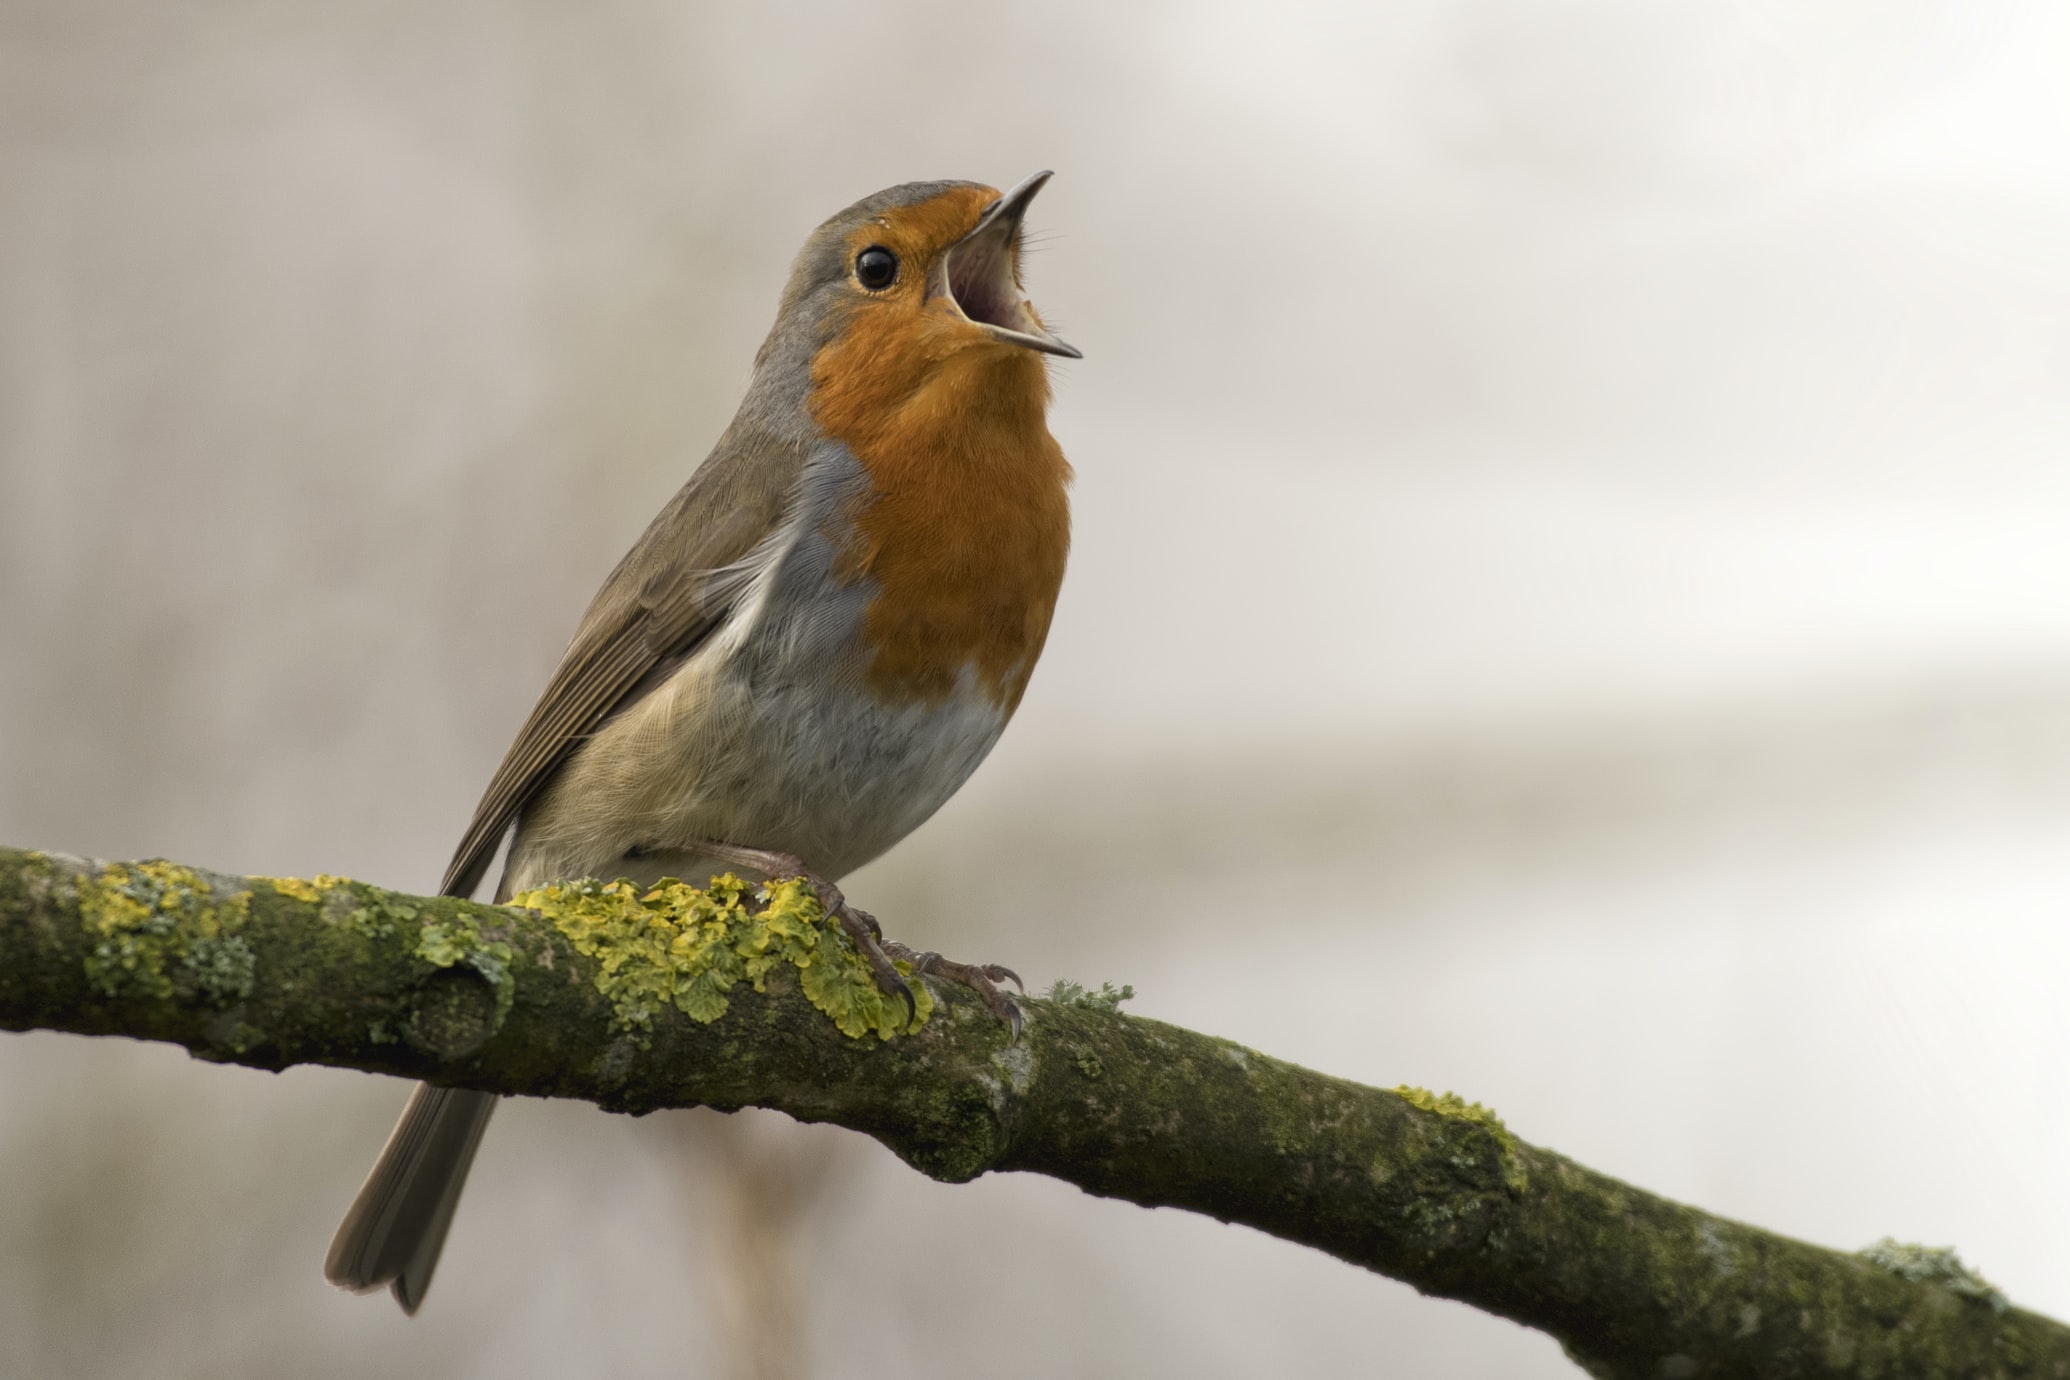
[0,844,2061,1379]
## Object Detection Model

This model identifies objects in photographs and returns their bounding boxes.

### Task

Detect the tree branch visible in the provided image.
[0,844,2060,1378]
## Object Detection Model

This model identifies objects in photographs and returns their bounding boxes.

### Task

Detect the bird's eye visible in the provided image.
[854,246,899,291]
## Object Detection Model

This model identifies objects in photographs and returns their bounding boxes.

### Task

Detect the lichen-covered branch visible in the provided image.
[0,846,2062,1378]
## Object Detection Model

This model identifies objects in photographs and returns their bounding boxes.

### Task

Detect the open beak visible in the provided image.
[935,170,1081,359]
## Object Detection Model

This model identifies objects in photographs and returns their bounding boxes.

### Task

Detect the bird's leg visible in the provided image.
[689,840,1020,1033]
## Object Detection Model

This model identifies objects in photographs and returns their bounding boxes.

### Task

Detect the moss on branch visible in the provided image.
[1,845,2065,1378]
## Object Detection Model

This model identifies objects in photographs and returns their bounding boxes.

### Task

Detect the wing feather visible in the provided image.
[439,430,802,899]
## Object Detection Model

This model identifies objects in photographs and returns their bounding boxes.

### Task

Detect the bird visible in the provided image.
[324,172,1077,1313]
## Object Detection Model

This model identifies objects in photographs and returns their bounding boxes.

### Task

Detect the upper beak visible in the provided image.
[935,170,1081,359]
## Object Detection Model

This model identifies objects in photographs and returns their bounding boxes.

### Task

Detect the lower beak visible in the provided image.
[935,170,1081,360]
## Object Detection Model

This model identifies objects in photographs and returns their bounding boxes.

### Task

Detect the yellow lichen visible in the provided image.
[261,873,348,903]
[1394,1084,1528,1193]
[79,860,255,1004]
[509,873,931,1043]
[1393,1084,1507,1133]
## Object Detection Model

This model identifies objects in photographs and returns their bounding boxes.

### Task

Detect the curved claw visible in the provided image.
[841,913,916,1021]
[889,973,918,1028]
[857,929,919,1029]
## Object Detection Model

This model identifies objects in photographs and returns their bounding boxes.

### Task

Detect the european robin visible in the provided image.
[325,173,1077,1312]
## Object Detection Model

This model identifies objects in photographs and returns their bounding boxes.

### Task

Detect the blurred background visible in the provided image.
[4,1,2070,1375]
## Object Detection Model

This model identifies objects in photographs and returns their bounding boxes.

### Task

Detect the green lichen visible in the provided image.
[509,873,931,1043]
[413,907,515,1027]
[183,932,257,1003]
[1045,978,1135,1012]
[78,860,255,1005]
[1859,1238,2009,1312]
[351,890,417,941]
[1393,1085,1528,1193]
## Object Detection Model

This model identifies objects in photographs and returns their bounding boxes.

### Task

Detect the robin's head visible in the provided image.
[763,173,1077,382]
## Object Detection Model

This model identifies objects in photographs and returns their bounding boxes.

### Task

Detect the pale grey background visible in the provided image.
[4,2,2070,1377]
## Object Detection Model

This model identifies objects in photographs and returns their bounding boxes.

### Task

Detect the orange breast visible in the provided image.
[809,304,1071,714]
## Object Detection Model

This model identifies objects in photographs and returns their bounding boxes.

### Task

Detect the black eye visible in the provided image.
[854,246,898,290]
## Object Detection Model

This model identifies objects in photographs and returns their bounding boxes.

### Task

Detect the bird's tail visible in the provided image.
[324,1083,498,1314]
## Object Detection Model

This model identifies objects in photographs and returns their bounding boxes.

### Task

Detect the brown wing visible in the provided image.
[439,429,803,899]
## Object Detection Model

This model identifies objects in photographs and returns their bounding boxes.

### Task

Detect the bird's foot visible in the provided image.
[690,842,913,1024]
[686,840,1022,1036]
[882,943,1025,1038]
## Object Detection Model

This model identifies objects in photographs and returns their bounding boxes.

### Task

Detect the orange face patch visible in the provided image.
[808,188,1072,714]
[843,185,999,288]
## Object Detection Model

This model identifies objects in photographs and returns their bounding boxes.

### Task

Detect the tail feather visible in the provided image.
[325,1083,498,1314]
